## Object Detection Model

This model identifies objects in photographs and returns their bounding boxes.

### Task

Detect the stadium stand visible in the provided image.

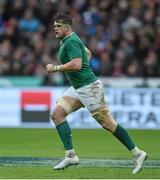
[0,0,160,86]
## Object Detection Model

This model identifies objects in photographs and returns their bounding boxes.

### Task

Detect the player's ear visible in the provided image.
[65,27,70,31]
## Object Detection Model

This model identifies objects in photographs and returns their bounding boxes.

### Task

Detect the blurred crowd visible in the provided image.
[0,0,160,86]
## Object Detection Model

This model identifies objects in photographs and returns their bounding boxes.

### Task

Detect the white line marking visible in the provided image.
[0,157,160,168]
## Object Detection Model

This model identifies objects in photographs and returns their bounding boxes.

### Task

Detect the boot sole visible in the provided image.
[54,162,79,171]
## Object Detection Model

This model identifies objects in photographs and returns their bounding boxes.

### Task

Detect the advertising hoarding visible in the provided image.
[0,87,160,129]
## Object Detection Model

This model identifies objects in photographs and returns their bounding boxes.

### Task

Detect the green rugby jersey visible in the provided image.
[58,32,97,89]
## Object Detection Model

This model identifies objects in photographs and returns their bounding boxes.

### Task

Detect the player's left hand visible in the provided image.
[46,64,55,73]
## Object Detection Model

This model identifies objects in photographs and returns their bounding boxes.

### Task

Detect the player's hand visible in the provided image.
[46,64,55,73]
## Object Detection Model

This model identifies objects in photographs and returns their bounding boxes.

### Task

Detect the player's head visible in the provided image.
[53,13,72,39]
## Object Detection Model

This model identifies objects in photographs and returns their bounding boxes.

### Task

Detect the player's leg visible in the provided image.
[51,87,83,170]
[91,105,136,149]
[91,105,147,174]
[76,80,147,174]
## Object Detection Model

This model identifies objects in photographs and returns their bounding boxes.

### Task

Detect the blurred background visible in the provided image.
[0,0,160,129]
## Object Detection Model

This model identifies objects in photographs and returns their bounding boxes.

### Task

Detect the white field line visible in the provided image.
[0,157,160,168]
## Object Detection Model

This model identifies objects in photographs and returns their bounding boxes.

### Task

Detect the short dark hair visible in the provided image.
[54,13,72,26]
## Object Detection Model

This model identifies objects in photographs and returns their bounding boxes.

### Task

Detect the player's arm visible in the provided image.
[46,40,83,73]
[46,58,82,73]
[85,46,92,61]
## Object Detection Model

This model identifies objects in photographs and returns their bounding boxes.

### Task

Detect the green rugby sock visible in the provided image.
[113,124,135,151]
[56,121,73,150]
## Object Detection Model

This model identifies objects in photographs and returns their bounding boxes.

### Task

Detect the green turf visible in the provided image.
[0,128,160,179]
[0,166,160,179]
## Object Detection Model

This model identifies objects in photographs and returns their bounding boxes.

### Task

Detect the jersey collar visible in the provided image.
[60,32,74,45]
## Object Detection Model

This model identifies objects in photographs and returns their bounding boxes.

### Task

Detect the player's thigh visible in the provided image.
[76,80,106,111]
[62,96,84,112]
[56,87,84,114]
[76,80,117,132]
[51,96,83,125]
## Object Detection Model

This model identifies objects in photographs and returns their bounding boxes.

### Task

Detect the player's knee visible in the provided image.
[92,107,117,132]
[51,110,57,121]
[91,107,108,122]
[51,106,67,125]
[51,111,58,123]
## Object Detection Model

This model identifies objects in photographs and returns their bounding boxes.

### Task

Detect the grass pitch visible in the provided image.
[0,128,160,179]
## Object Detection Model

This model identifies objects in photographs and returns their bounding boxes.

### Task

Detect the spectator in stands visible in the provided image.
[0,0,160,86]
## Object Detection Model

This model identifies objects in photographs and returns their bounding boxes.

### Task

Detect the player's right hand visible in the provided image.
[46,64,54,73]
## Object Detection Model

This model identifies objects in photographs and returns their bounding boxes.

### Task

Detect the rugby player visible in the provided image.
[46,13,147,174]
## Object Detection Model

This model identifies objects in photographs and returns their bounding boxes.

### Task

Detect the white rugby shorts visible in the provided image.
[63,80,106,111]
